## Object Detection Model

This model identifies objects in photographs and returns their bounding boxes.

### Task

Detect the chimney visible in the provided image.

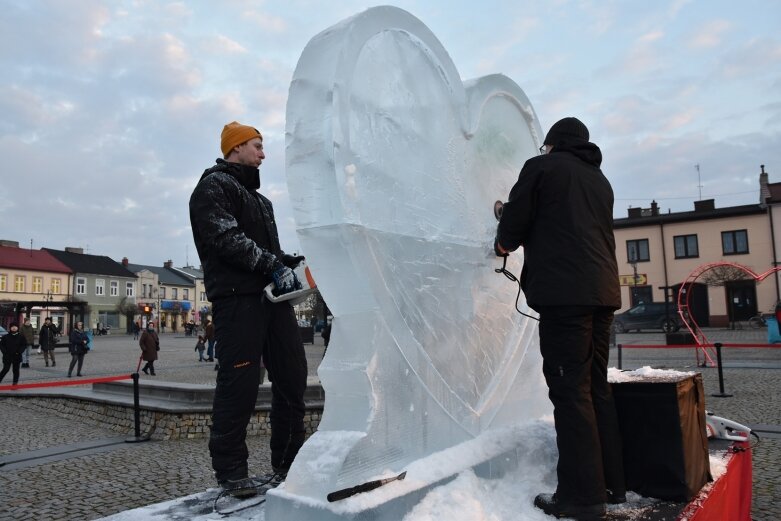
[122,257,129,266]
[164,259,174,269]
[650,200,659,216]
[759,164,770,205]
[0,240,20,248]
[694,199,715,212]
[627,207,642,218]
[65,247,84,254]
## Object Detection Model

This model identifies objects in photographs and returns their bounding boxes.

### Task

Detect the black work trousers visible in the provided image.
[537,305,625,506]
[0,360,20,385]
[209,294,307,482]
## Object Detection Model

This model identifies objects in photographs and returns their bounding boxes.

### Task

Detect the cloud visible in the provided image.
[212,35,248,54]
[687,19,731,49]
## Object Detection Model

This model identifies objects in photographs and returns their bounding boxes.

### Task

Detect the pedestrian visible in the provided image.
[132,320,141,340]
[20,317,34,368]
[495,117,625,521]
[67,321,89,377]
[195,334,206,361]
[189,121,308,498]
[204,319,215,362]
[139,322,159,376]
[39,317,58,367]
[0,322,26,386]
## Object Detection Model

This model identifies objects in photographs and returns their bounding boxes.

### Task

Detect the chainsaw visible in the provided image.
[705,411,751,441]
[263,261,318,306]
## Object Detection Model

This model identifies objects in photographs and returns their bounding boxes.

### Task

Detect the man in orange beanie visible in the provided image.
[190,121,308,498]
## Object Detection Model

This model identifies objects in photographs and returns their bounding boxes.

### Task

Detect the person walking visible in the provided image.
[495,117,625,521]
[132,321,141,340]
[20,317,34,368]
[39,317,58,367]
[0,322,27,386]
[204,319,215,362]
[190,121,308,498]
[195,334,207,362]
[68,321,89,377]
[139,322,159,376]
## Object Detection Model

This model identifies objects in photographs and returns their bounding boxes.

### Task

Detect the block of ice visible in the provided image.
[282,5,550,504]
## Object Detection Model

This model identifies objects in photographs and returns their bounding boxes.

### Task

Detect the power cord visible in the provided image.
[494,256,539,321]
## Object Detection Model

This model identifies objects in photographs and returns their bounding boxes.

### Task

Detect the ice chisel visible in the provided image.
[327,471,407,502]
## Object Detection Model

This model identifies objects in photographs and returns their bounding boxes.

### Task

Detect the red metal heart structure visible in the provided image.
[677,261,781,366]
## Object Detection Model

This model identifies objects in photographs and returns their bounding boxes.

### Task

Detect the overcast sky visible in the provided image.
[2,0,779,266]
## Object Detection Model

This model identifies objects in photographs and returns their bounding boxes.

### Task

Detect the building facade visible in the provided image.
[0,241,74,331]
[123,259,195,332]
[45,247,138,333]
[613,190,777,327]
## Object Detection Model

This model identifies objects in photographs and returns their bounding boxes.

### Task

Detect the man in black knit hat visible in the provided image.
[495,117,625,520]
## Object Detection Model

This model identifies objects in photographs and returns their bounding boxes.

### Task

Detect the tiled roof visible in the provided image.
[43,248,137,278]
[0,246,72,273]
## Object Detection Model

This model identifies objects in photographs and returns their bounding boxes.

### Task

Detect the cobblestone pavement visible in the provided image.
[0,329,778,520]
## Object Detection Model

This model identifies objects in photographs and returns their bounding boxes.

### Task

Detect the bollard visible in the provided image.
[711,342,733,398]
[125,372,151,443]
[617,343,622,370]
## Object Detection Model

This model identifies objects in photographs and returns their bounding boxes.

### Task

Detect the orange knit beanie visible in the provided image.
[221,121,262,156]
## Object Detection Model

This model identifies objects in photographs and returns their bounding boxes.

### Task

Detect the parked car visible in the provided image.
[0,325,6,337]
[613,302,680,333]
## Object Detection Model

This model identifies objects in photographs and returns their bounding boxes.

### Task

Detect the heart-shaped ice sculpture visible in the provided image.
[284,6,551,500]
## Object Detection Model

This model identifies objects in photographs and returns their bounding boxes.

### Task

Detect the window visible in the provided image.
[76,277,86,295]
[160,287,166,299]
[183,289,189,300]
[51,278,61,294]
[626,239,650,262]
[95,279,105,296]
[0,274,6,291]
[33,276,43,293]
[172,288,178,300]
[126,281,135,297]
[722,230,749,255]
[142,283,147,298]
[110,280,118,296]
[674,234,699,259]
[200,292,207,302]
[15,275,26,292]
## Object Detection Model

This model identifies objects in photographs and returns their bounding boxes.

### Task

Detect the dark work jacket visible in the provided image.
[189,159,286,301]
[496,140,621,310]
[0,332,26,363]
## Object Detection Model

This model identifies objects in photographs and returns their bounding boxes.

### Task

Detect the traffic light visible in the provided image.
[143,305,151,314]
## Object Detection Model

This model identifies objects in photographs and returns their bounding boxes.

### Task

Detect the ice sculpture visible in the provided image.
[272,5,550,514]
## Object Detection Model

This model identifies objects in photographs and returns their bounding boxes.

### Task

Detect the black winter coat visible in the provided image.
[69,329,89,355]
[1,332,27,363]
[189,159,291,301]
[39,323,58,350]
[496,141,621,310]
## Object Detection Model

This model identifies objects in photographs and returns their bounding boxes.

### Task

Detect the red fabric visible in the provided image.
[678,441,752,521]
[0,374,130,391]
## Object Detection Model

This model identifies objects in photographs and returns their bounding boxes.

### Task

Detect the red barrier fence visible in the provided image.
[0,374,130,392]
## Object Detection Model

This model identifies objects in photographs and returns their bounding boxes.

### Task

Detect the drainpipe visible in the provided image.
[770,204,780,301]
[660,213,669,291]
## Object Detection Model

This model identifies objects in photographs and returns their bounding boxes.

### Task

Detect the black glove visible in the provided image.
[272,265,302,295]
[282,254,305,268]
[494,237,509,257]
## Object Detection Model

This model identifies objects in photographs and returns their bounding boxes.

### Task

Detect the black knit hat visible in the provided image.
[543,117,589,146]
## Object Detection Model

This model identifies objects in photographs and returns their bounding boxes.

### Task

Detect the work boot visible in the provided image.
[534,493,606,520]
[218,477,260,499]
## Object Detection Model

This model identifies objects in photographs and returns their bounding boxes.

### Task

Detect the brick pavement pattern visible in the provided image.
[0,328,778,520]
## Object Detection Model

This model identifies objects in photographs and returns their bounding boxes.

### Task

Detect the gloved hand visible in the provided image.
[282,254,306,268]
[272,265,302,296]
[494,237,509,257]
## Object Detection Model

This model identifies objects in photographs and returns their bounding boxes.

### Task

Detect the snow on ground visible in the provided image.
[103,367,725,521]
